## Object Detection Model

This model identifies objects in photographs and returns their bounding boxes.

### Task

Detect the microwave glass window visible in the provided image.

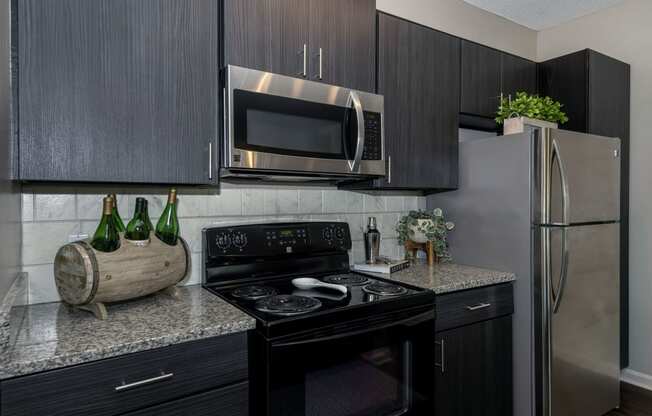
[246,109,343,155]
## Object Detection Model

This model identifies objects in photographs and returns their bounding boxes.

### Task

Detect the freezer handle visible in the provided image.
[552,139,570,226]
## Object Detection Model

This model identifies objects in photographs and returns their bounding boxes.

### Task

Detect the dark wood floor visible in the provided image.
[606,383,652,416]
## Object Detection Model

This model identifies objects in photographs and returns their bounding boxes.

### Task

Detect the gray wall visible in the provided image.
[0,0,21,301]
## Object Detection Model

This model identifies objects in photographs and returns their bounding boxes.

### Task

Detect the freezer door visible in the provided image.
[539,129,621,225]
[544,223,620,416]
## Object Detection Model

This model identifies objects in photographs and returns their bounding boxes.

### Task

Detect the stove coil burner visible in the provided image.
[321,274,370,286]
[231,285,278,301]
[362,282,408,296]
[255,295,322,316]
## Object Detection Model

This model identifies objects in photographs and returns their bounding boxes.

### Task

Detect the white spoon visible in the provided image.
[292,278,348,295]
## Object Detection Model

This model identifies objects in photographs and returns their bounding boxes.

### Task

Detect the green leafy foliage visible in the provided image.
[396,209,455,262]
[495,91,569,125]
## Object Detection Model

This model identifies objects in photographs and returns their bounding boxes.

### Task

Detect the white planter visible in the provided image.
[409,219,433,244]
[504,116,558,135]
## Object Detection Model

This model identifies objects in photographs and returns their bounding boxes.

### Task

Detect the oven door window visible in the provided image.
[267,312,434,416]
[232,89,357,160]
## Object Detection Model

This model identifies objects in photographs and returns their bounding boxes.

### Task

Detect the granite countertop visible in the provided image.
[0,285,255,380]
[359,261,516,294]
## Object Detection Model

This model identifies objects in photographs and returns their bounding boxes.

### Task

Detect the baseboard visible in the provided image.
[622,368,652,391]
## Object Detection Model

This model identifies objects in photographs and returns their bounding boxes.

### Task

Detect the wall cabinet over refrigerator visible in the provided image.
[343,13,460,192]
[538,48,630,367]
[15,0,220,184]
[223,0,376,93]
[460,40,537,121]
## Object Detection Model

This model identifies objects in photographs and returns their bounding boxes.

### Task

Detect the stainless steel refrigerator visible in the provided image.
[430,120,621,416]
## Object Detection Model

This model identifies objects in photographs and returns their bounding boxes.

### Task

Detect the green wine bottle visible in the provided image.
[143,199,154,231]
[156,189,179,246]
[125,197,151,242]
[91,197,120,252]
[109,193,126,233]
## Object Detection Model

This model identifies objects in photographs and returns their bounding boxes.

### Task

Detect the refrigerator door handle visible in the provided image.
[552,139,571,226]
[553,227,570,314]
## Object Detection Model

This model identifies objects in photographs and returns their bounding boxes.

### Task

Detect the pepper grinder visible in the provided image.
[364,217,381,264]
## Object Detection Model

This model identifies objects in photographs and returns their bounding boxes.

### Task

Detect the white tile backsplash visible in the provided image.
[21,186,425,304]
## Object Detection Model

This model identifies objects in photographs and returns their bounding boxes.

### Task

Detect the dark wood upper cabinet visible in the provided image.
[501,53,537,99]
[435,316,513,416]
[460,40,502,118]
[223,0,375,92]
[539,49,630,368]
[308,0,375,92]
[16,0,220,184]
[344,13,459,192]
[223,0,309,78]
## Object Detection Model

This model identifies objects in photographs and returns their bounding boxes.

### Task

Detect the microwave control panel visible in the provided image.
[362,111,382,161]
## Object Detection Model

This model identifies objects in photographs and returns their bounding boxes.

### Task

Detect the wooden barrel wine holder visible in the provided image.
[54,233,190,320]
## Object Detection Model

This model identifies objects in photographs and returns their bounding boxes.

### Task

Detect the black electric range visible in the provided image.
[202,222,435,416]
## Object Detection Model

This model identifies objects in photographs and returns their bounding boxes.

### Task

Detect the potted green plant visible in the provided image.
[496,91,569,134]
[396,209,454,263]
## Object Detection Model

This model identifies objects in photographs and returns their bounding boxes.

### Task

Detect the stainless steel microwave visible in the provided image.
[222,65,385,181]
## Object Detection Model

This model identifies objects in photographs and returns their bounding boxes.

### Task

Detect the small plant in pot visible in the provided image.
[396,209,455,263]
[496,92,569,132]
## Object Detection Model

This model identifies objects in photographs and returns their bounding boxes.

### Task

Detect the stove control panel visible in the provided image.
[204,222,352,258]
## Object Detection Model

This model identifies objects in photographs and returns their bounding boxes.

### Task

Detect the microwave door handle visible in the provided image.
[273,310,433,348]
[347,91,365,172]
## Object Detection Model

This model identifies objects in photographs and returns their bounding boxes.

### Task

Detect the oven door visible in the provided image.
[259,308,434,416]
[224,65,385,177]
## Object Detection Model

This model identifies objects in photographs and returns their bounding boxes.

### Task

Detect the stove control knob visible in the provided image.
[232,232,248,249]
[335,227,345,240]
[322,228,333,241]
[216,233,232,250]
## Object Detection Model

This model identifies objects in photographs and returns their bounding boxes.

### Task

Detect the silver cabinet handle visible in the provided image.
[387,155,392,184]
[466,303,491,311]
[208,141,213,180]
[317,47,323,80]
[115,372,174,392]
[298,44,307,78]
[435,340,445,373]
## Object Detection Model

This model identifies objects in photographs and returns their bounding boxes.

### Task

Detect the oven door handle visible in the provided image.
[346,90,365,173]
[273,310,434,348]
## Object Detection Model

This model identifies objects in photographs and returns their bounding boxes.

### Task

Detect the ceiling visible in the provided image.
[463,0,625,30]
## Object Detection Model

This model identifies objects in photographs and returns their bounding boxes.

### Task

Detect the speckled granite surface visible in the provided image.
[0,273,27,353]
[359,261,515,294]
[0,285,254,380]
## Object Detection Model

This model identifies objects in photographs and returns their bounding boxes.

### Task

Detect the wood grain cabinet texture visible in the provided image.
[223,0,375,92]
[343,13,460,192]
[0,334,248,416]
[15,0,220,184]
[539,49,630,368]
[434,284,514,416]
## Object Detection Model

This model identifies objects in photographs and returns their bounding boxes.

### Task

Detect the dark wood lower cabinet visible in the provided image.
[123,381,249,416]
[435,316,513,416]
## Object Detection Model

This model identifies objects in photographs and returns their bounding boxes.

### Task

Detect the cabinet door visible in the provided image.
[501,53,537,98]
[308,0,376,92]
[18,0,219,184]
[460,40,502,118]
[374,13,459,190]
[435,316,513,416]
[224,0,309,78]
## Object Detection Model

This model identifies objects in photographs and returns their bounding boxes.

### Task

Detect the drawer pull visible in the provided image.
[115,372,174,392]
[435,340,445,373]
[466,303,491,311]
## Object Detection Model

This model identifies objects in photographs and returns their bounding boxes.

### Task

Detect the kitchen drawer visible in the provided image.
[0,333,247,416]
[124,381,249,416]
[436,283,513,332]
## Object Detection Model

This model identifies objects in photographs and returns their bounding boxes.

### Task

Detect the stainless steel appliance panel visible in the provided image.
[537,129,621,225]
[541,223,620,416]
[224,65,385,178]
